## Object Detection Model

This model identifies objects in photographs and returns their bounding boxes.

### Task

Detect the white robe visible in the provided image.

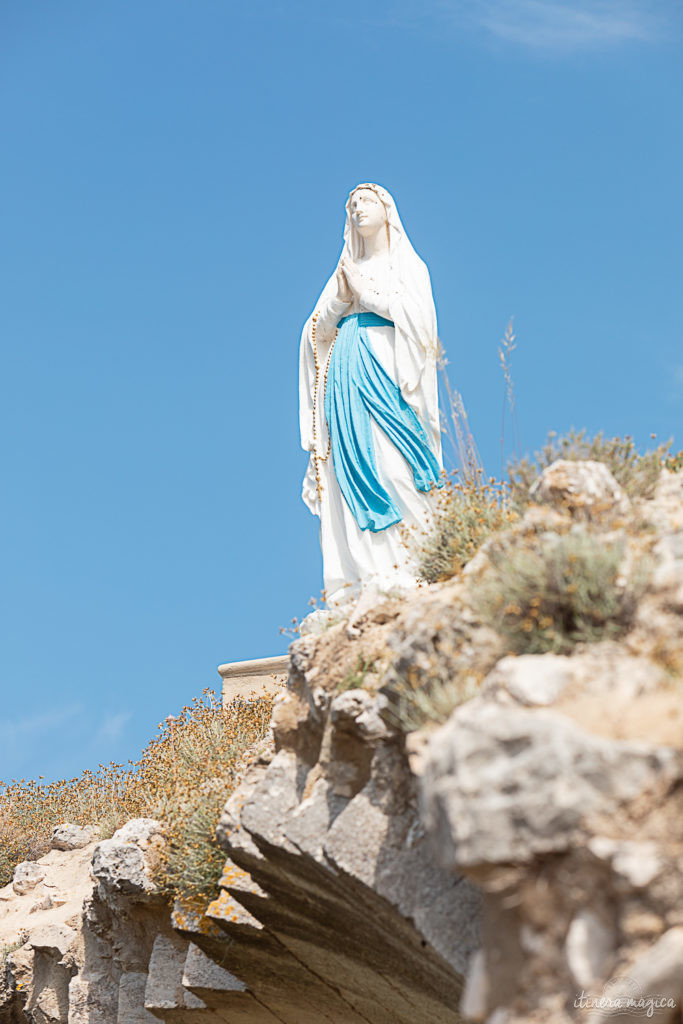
[298,184,443,608]
[307,260,439,606]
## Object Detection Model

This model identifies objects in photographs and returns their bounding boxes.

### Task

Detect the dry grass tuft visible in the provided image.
[383,670,482,734]
[417,476,515,583]
[0,691,273,906]
[470,530,651,655]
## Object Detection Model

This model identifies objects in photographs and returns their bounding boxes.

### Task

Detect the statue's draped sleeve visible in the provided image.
[315,294,350,344]
[387,258,441,463]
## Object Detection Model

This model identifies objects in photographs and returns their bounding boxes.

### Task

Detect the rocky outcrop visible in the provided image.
[1,651,483,1023]
[421,692,683,1022]
[0,839,99,1022]
[0,820,245,1023]
[91,819,166,899]
[423,699,679,867]
[1,461,681,1023]
[528,458,631,520]
[205,677,481,1024]
[50,825,99,852]
[11,864,46,897]
[418,466,683,1023]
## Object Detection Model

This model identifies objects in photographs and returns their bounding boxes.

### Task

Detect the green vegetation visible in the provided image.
[384,668,482,734]
[1,931,28,966]
[471,530,651,655]
[339,654,377,692]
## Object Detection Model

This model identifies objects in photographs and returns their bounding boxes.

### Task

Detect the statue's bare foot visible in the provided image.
[346,588,380,639]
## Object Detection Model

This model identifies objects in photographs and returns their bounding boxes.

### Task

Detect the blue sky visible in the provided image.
[1,0,681,783]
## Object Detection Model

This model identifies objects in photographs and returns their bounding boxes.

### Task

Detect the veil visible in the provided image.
[299,183,442,515]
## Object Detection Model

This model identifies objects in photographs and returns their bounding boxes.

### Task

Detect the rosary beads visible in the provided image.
[310,312,337,501]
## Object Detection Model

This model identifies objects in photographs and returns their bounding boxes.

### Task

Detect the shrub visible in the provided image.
[147,692,273,910]
[383,669,482,734]
[417,476,515,583]
[470,530,651,655]
[0,762,144,888]
[338,654,377,692]
[381,610,498,733]
[1,931,28,966]
[0,690,273,905]
[508,430,673,511]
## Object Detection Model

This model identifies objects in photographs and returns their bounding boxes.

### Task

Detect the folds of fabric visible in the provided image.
[324,312,442,533]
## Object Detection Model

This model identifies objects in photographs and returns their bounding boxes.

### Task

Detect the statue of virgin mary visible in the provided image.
[299,183,443,613]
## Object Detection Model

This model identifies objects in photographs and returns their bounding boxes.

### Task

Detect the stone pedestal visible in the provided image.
[218,656,289,706]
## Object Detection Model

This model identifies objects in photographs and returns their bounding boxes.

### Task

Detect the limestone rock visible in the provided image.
[29,894,53,913]
[288,634,317,677]
[480,646,669,721]
[481,653,573,706]
[68,974,120,1024]
[564,909,614,988]
[12,861,46,895]
[330,688,394,743]
[181,942,246,995]
[91,818,165,900]
[651,530,683,611]
[28,922,76,955]
[529,459,630,520]
[117,972,159,1023]
[595,927,683,1021]
[588,838,663,889]
[421,701,680,868]
[460,949,489,1021]
[51,822,98,851]
[299,607,346,635]
[216,699,480,1021]
[560,643,667,700]
[144,933,206,1011]
[651,467,683,532]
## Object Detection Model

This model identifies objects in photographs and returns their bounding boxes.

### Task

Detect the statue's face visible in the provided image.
[349,189,387,238]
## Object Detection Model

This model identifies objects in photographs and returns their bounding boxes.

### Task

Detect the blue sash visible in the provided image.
[324,312,442,532]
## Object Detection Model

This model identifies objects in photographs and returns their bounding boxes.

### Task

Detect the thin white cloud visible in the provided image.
[94,711,132,744]
[669,365,683,401]
[0,704,133,784]
[248,0,673,52]
[1,704,83,743]
[464,0,658,50]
